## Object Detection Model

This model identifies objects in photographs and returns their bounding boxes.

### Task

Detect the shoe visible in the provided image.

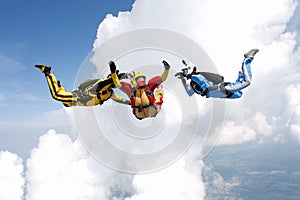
[162,60,170,70]
[35,64,51,75]
[244,49,259,58]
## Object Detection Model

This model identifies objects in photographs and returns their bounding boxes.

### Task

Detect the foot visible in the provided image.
[162,60,170,70]
[35,64,51,75]
[244,49,259,58]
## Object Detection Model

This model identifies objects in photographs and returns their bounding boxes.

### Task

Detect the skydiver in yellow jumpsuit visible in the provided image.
[109,60,170,120]
[35,64,129,107]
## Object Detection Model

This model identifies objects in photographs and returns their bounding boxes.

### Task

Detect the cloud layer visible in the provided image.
[93,0,300,145]
[25,130,110,200]
[0,151,24,200]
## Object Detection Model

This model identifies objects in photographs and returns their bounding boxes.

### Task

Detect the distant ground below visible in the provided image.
[203,142,300,200]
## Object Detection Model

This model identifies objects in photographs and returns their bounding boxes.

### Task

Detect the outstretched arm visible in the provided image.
[109,61,122,88]
[148,60,171,91]
[175,72,194,96]
[111,93,130,105]
[109,61,133,98]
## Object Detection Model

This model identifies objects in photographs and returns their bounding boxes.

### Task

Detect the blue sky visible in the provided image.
[0,0,135,157]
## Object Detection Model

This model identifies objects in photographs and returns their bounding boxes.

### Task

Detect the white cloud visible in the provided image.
[291,124,300,143]
[25,130,110,200]
[91,0,299,198]
[217,121,257,145]
[0,151,24,200]
[251,112,273,137]
[126,157,205,200]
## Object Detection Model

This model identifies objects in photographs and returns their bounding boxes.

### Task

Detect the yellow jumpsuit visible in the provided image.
[44,73,125,107]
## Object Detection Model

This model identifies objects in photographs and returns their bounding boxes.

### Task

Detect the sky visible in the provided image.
[0,0,135,156]
[0,0,300,199]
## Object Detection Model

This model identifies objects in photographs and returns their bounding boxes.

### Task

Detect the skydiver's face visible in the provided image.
[136,76,146,88]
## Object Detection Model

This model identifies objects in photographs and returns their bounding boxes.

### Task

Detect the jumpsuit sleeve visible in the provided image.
[111,73,122,88]
[147,65,170,91]
[111,93,130,105]
[148,76,163,91]
[119,82,133,98]
[184,83,195,96]
[110,66,132,98]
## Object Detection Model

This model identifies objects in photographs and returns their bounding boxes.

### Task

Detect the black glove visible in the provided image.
[182,60,187,66]
[175,72,183,78]
[162,60,170,70]
[118,72,127,80]
[175,72,187,85]
[109,61,117,73]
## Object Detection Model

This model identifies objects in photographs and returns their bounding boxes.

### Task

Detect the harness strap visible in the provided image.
[130,85,155,108]
[96,89,113,105]
[130,85,158,117]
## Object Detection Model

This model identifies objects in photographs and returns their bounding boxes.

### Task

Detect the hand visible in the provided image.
[162,60,170,70]
[175,72,185,78]
[109,61,117,73]
[175,72,186,85]
[118,72,127,80]
[126,71,135,81]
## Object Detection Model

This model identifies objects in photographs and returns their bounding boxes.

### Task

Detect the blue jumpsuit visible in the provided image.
[184,58,253,99]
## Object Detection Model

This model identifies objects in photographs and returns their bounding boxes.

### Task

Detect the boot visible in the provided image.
[244,49,259,59]
[35,64,51,75]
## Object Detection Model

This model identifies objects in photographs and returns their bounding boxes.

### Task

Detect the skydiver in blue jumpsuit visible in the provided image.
[175,49,259,99]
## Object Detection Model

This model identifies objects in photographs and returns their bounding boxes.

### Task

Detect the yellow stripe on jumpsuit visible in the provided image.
[35,64,129,107]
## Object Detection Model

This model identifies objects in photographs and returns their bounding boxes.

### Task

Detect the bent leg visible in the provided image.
[45,73,79,106]
[225,58,253,92]
[160,68,170,82]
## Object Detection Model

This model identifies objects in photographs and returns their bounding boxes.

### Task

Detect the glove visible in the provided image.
[118,72,127,80]
[175,72,187,85]
[182,60,187,66]
[162,60,170,70]
[126,71,135,81]
[175,72,185,78]
[109,61,117,73]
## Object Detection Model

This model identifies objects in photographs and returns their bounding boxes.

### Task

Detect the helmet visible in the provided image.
[131,71,146,88]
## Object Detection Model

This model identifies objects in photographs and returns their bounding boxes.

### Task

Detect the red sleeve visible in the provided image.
[120,82,133,98]
[147,76,163,91]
